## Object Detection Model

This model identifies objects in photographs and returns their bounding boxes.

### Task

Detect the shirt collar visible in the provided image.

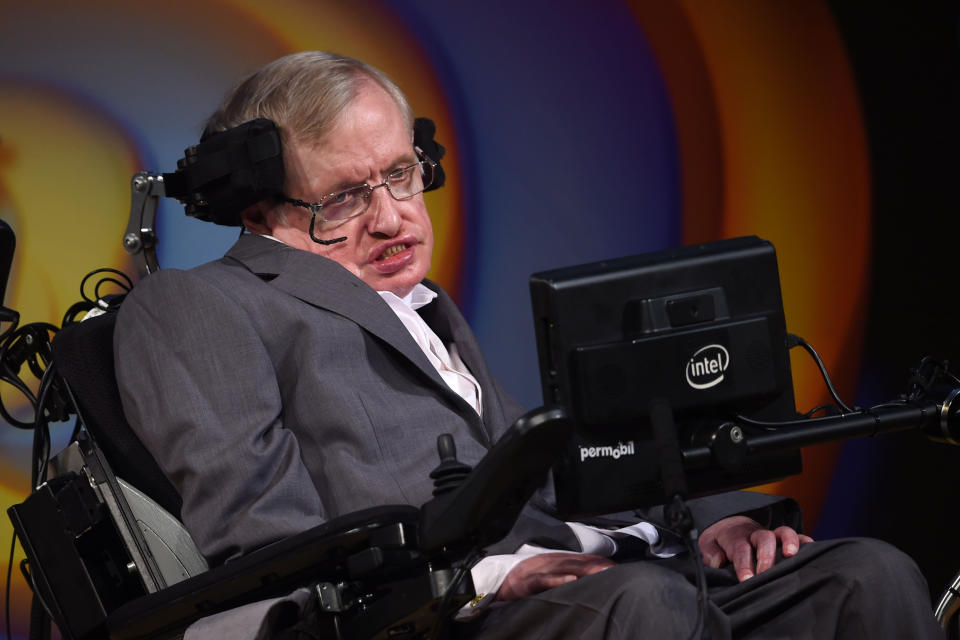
[379,283,438,311]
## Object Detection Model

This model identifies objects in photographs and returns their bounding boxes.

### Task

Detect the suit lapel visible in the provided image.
[222,235,471,414]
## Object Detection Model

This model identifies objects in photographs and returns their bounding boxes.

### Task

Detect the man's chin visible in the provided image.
[380,280,419,298]
[362,271,425,298]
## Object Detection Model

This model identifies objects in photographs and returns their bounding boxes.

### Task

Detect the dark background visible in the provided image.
[820,2,960,597]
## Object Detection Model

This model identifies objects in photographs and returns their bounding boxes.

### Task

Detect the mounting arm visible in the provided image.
[122,172,164,278]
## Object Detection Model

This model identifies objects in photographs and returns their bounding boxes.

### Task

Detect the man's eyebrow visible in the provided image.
[322,177,364,195]
[386,151,418,172]
[314,152,419,197]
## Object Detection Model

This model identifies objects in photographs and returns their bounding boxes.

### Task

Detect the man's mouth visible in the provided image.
[377,243,408,261]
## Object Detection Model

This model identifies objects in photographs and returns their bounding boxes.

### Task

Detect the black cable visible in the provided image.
[31,362,60,488]
[92,276,131,303]
[0,308,18,345]
[0,365,37,429]
[31,361,72,488]
[428,548,483,640]
[5,532,14,640]
[18,560,53,639]
[868,400,910,411]
[0,322,59,431]
[735,411,850,429]
[79,268,132,307]
[735,395,920,429]
[28,593,50,640]
[683,533,709,640]
[787,334,854,413]
[56,268,133,327]
[802,404,836,418]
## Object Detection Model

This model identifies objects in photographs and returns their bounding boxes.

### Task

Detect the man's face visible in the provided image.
[270,82,434,298]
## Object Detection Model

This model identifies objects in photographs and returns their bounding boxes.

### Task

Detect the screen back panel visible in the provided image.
[530,236,801,516]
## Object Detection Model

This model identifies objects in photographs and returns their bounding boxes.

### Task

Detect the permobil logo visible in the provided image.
[685,344,730,390]
[579,441,636,462]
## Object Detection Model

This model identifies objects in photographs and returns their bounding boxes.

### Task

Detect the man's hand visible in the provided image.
[496,553,615,602]
[699,516,814,582]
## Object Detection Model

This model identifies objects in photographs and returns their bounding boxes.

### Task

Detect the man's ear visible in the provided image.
[240,200,275,235]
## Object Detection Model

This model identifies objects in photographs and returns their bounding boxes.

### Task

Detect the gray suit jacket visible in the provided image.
[115,234,797,566]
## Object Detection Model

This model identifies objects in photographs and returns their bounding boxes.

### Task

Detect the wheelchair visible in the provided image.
[7,301,573,639]
[7,166,960,638]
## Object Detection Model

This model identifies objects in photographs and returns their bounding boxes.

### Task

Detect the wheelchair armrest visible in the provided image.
[107,504,422,639]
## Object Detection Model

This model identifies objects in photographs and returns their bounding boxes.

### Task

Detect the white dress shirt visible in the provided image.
[377,285,482,416]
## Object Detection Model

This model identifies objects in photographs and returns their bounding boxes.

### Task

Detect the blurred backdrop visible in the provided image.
[0,1,957,635]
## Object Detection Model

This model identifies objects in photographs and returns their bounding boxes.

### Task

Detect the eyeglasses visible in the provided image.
[281,149,436,225]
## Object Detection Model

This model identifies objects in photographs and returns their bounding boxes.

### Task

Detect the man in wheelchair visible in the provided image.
[107,52,940,638]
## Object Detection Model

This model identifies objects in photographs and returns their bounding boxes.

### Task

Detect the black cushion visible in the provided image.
[51,313,182,518]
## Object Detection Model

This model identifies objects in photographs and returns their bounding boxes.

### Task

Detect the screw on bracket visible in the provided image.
[123,232,142,253]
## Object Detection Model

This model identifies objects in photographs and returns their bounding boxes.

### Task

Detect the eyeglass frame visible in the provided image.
[279,147,436,244]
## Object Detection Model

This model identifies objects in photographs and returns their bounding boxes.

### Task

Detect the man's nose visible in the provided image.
[366,187,402,237]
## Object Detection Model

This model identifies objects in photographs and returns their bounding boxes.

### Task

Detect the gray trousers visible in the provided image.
[458,538,943,639]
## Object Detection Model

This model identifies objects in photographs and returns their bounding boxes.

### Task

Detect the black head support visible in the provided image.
[163,117,446,226]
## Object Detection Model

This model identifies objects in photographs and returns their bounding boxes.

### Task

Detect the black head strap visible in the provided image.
[164,117,446,226]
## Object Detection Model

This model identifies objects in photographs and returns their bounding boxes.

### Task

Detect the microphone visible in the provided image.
[308,212,346,245]
[310,233,347,246]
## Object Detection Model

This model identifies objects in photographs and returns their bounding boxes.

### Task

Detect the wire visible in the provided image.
[60,269,132,327]
[19,561,52,638]
[736,410,851,428]
[0,366,37,429]
[0,267,129,640]
[5,532,14,640]
[428,548,483,640]
[684,533,709,640]
[788,333,854,414]
[0,308,18,345]
[736,397,921,430]
[801,404,835,418]
[0,323,59,431]
[31,361,66,488]
[79,268,131,316]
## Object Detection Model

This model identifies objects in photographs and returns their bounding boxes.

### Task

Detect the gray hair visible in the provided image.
[205,51,413,146]
[205,52,414,223]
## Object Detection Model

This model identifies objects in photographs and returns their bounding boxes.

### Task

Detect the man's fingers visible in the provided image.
[698,536,727,569]
[751,529,777,575]
[730,539,756,581]
[774,526,801,557]
[539,573,579,589]
[700,517,817,582]
[542,554,615,576]
[581,560,615,576]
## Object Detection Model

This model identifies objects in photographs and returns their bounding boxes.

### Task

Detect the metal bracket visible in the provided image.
[123,172,164,278]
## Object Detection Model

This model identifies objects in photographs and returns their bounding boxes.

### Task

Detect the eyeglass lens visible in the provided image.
[319,161,433,222]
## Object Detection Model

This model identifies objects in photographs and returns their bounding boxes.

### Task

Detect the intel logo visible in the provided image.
[685,344,730,390]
